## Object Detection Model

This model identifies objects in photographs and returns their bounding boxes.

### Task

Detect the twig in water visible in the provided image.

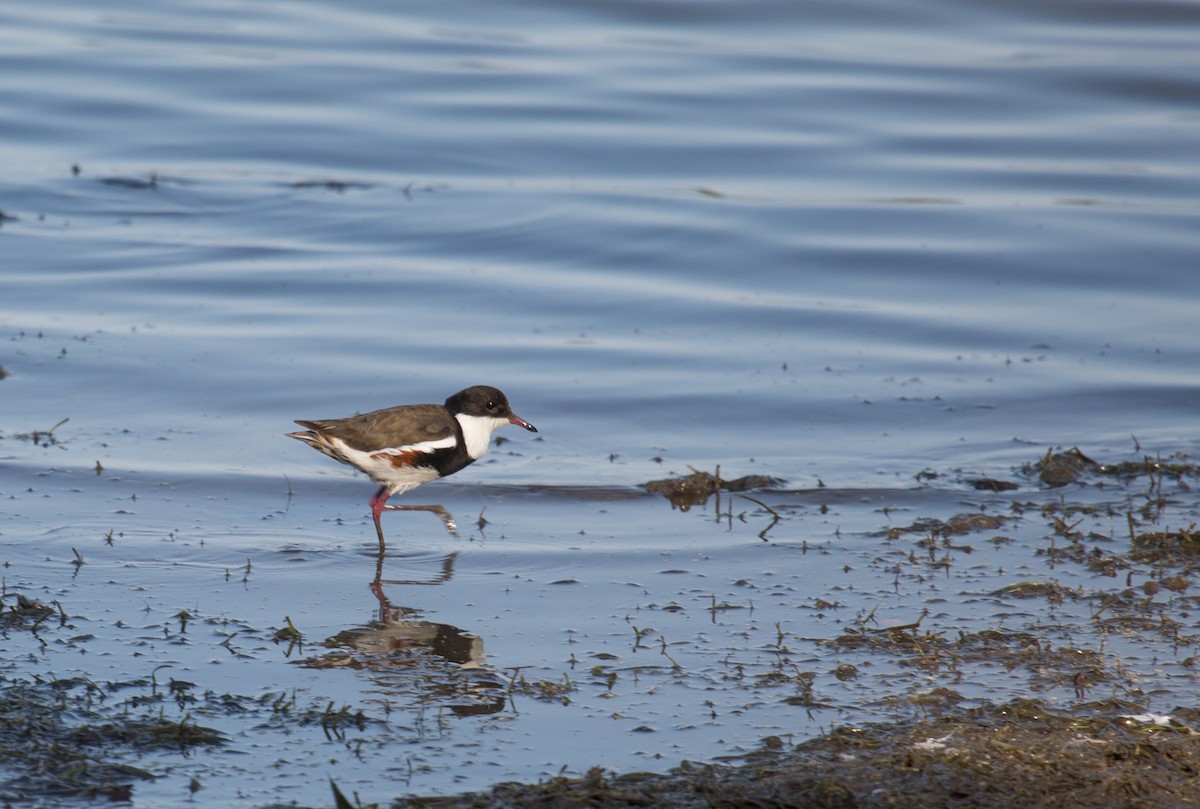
[741,495,782,541]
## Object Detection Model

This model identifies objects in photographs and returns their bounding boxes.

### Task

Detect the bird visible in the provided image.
[287,385,537,548]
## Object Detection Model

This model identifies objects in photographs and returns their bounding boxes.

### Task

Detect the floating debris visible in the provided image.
[883,512,1006,540]
[964,476,1019,492]
[1025,447,1100,487]
[643,466,782,510]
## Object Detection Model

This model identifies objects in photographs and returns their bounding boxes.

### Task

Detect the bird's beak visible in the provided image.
[509,415,538,433]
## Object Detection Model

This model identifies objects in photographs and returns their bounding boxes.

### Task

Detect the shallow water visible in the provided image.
[2,0,1200,805]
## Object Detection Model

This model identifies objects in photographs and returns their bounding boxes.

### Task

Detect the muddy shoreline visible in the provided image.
[397,702,1200,809]
[4,450,1200,807]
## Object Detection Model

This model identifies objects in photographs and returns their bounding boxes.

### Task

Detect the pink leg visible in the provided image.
[369,486,390,549]
[369,487,458,550]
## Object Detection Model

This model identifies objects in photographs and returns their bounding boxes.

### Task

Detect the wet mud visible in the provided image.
[398,703,1200,809]
[394,451,1200,809]
[4,449,1200,806]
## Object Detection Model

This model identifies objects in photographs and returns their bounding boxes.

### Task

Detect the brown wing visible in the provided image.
[294,403,456,452]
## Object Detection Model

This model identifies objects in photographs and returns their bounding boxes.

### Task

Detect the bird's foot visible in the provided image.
[382,503,458,535]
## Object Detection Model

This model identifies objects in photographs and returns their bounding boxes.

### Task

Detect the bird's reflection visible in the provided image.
[297,608,506,716]
[369,501,460,610]
[369,544,457,615]
[296,514,508,716]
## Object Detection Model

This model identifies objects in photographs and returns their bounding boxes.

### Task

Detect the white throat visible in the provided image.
[455,413,510,460]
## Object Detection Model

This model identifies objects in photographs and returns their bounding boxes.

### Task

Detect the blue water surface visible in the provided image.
[2,0,1199,805]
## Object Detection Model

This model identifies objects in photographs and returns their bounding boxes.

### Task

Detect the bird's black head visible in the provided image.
[446,386,537,432]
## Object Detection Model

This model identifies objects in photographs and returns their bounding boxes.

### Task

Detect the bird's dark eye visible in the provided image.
[486,400,497,411]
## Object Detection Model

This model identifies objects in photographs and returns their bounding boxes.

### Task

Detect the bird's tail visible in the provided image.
[285,429,344,462]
